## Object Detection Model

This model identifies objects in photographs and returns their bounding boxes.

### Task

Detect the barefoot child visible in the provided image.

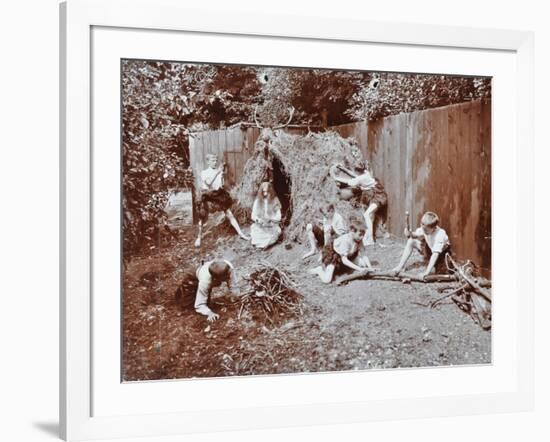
[329,161,387,246]
[302,203,348,259]
[309,221,374,284]
[195,154,249,247]
[391,211,451,279]
[175,259,238,322]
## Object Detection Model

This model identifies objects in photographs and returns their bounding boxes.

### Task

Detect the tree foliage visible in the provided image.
[122,60,261,254]
[347,73,491,121]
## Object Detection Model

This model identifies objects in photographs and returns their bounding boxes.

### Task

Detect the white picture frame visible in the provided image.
[60,0,534,440]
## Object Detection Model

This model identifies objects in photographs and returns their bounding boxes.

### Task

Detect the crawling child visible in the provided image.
[175,259,238,322]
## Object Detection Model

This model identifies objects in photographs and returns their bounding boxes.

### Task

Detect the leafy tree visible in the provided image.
[122,60,261,254]
[346,72,491,121]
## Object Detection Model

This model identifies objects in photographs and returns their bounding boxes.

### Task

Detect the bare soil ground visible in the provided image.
[122,222,491,381]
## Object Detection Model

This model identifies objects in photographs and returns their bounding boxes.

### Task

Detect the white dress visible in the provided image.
[250,198,282,248]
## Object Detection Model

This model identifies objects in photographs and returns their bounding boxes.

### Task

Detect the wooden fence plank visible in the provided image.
[398,113,408,232]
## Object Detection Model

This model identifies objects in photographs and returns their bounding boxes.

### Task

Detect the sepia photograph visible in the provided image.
[121,60,492,381]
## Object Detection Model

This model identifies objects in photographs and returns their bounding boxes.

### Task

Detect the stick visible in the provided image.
[448,256,492,302]
[336,164,356,178]
[335,270,458,285]
[429,284,469,308]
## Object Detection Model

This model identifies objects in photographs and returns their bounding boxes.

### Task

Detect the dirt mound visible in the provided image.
[232,129,366,242]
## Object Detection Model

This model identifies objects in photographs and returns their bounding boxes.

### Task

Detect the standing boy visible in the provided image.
[391,211,451,279]
[195,154,249,247]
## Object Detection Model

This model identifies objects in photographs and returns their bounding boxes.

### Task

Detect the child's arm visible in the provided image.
[251,200,262,223]
[421,252,440,279]
[271,205,282,223]
[357,252,374,270]
[341,255,367,272]
[356,243,375,270]
[408,227,423,239]
[203,165,225,188]
[194,283,219,322]
[329,164,355,184]
[338,165,357,177]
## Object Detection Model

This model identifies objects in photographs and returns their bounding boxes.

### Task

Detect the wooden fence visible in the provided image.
[189,99,491,271]
[188,126,314,192]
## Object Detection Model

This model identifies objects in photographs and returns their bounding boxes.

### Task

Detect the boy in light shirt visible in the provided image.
[391,211,451,279]
[174,259,239,322]
[302,203,348,260]
[194,154,249,247]
[309,220,374,284]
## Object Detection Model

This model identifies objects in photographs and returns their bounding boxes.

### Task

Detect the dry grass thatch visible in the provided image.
[232,129,367,242]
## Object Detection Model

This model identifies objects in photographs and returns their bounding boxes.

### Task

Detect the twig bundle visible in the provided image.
[443,256,492,330]
[239,261,303,324]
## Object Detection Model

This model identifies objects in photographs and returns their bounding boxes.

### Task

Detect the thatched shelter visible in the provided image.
[232,129,370,243]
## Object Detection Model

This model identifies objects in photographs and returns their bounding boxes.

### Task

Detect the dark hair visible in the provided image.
[208,261,231,280]
[321,203,335,216]
[349,219,366,235]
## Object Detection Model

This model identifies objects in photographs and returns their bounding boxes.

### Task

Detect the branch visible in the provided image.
[253,104,263,129]
[273,106,295,130]
[335,270,458,286]
[447,256,492,302]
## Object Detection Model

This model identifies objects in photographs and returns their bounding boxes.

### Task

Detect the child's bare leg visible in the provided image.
[194,221,203,247]
[308,264,335,284]
[302,223,318,259]
[225,209,250,240]
[362,203,378,245]
[391,238,415,274]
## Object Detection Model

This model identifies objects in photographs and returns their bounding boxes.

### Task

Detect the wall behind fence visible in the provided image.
[333,99,492,272]
[189,99,491,271]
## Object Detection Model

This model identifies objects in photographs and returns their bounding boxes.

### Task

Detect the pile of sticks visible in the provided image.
[239,261,303,324]
[441,256,491,330]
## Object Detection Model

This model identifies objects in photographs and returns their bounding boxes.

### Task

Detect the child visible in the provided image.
[302,203,348,260]
[309,220,374,284]
[250,181,282,249]
[195,154,249,247]
[329,161,387,246]
[391,211,451,279]
[175,259,238,322]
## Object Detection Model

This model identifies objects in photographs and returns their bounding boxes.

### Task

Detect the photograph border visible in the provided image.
[60,0,534,440]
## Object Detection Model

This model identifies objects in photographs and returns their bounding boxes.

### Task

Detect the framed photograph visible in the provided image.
[60,0,534,440]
